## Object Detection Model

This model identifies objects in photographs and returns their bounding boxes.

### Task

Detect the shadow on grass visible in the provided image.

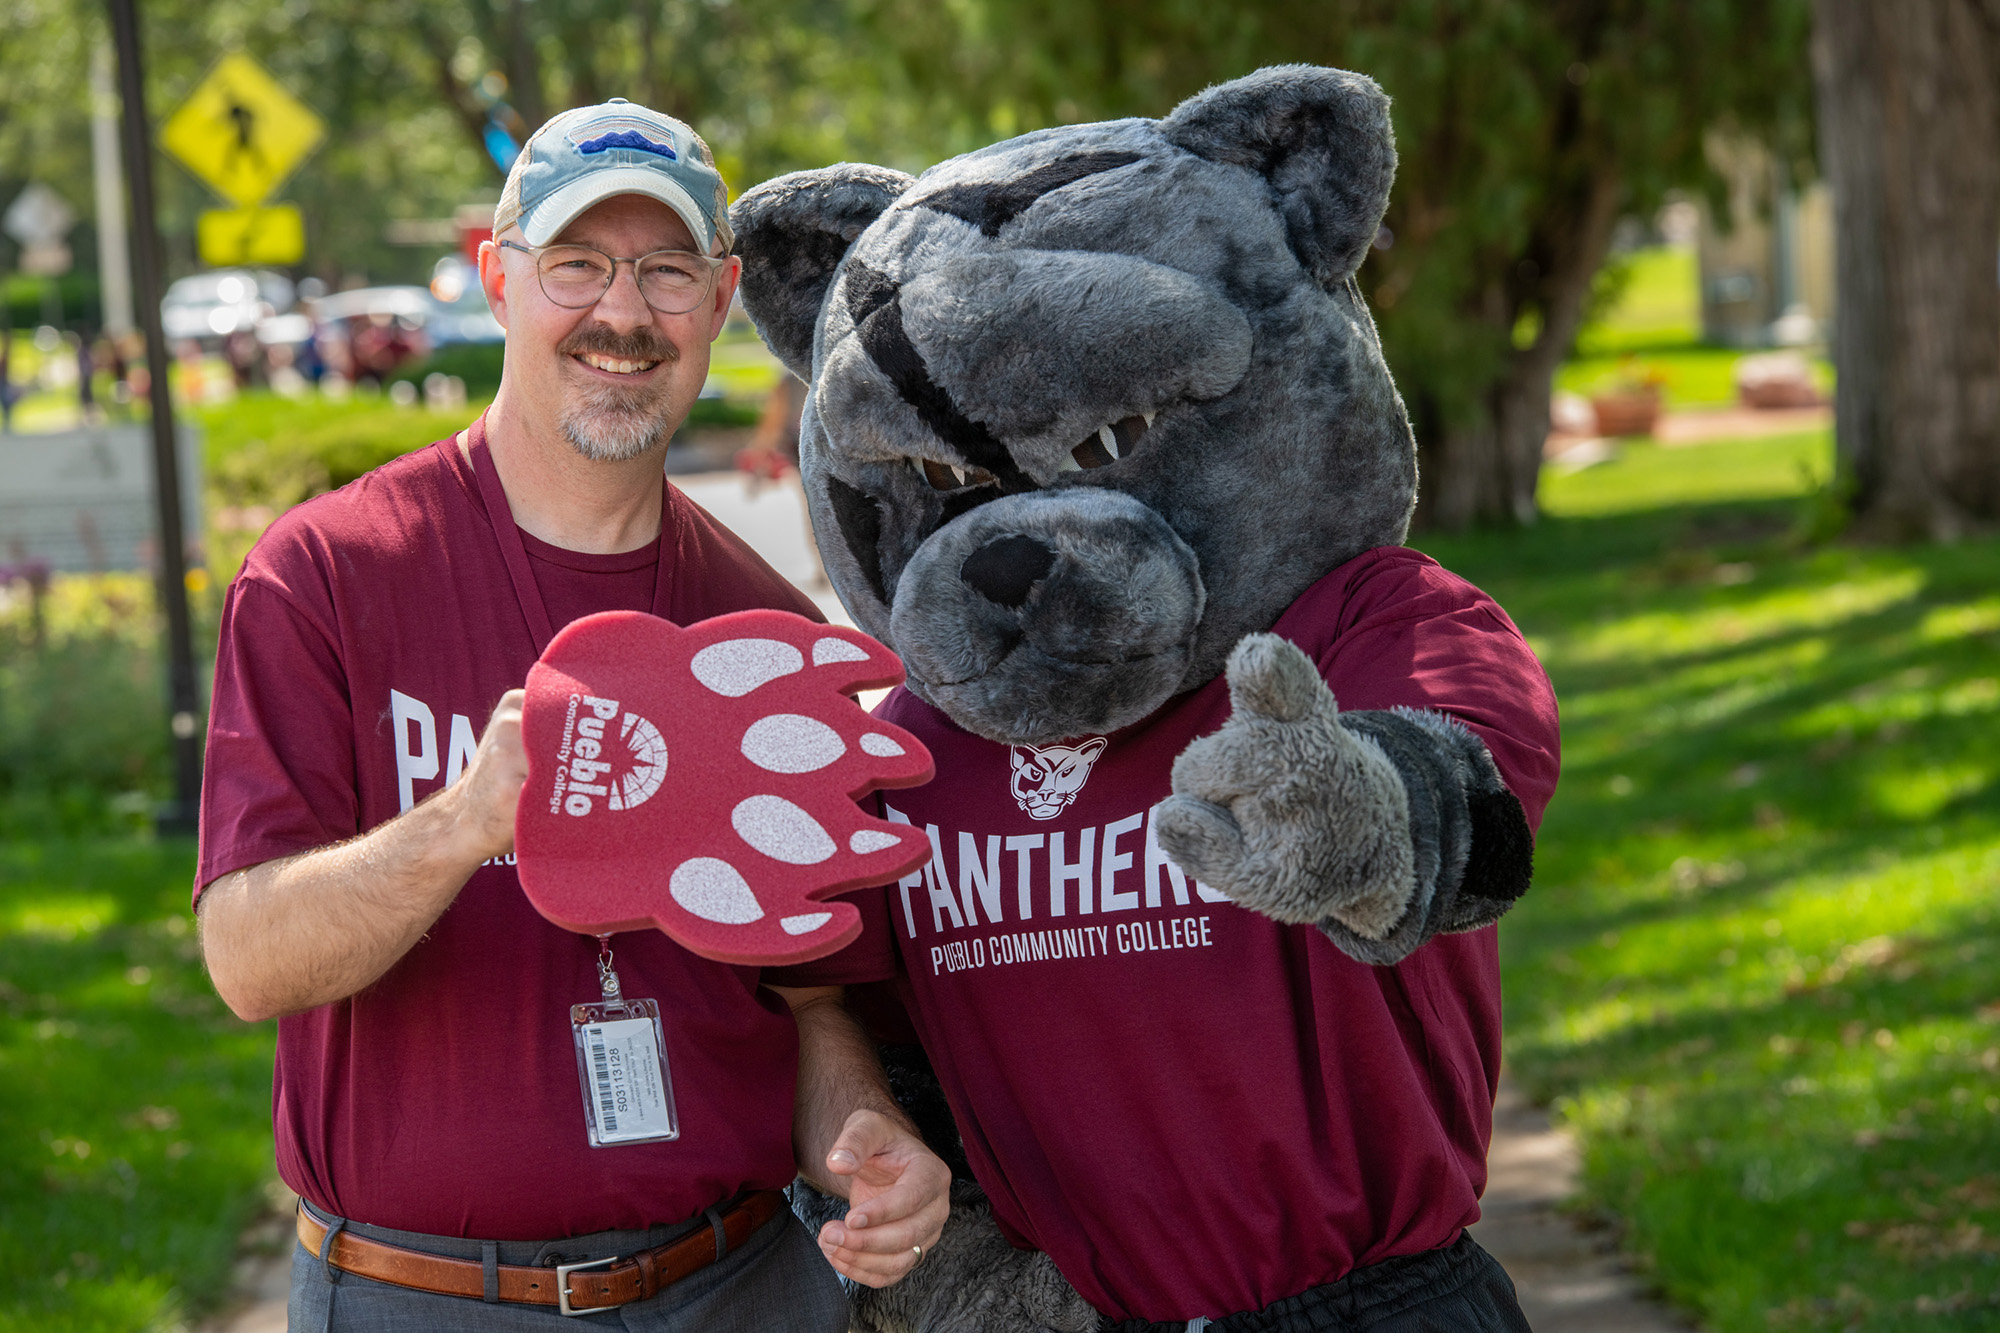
[1415,499,2000,1332]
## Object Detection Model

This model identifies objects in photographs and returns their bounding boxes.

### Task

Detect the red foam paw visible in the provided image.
[516,609,934,966]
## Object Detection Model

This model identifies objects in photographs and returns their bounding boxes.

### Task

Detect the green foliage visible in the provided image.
[1,0,944,290]
[0,839,278,1332]
[1419,433,2000,1330]
[202,391,472,506]
[2,275,101,334]
[391,341,505,396]
[0,576,189,838]
[859,1,1816,525]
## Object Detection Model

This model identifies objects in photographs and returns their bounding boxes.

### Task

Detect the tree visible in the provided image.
[1812,0,2000,541]
[0,1,923,290]
[859,0,1815,529]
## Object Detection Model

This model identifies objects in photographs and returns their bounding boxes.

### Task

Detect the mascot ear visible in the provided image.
[730,164,915,379]
[1162,65,1396,290]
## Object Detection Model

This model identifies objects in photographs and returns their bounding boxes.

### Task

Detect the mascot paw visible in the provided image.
[807,1179,1097,1333]
[1156,633,1415,939]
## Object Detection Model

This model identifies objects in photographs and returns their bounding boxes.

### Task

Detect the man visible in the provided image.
[196,99,947,1331]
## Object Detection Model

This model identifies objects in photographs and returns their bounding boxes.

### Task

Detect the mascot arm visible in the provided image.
[792,1178,1099,1333]
[1156,634,1534,966]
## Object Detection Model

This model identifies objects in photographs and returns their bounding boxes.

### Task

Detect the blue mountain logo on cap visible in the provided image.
[569,116,678,160]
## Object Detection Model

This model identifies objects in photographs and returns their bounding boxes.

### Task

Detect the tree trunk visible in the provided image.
[1417,169,1623,530]
[1813,0,2000,540]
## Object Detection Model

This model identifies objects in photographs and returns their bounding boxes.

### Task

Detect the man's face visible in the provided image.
[482,194,740,462]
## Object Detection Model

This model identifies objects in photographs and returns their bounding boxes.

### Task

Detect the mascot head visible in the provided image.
[732,66,1414,746]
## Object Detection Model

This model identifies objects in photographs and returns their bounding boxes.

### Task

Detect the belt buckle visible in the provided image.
[555,1255,620,1317]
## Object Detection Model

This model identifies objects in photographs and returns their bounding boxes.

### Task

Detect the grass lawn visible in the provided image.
[1418,430,2000,1331]
[1578,245,1703,353]
[0,841,276,1332]
[1561,246,1831,410]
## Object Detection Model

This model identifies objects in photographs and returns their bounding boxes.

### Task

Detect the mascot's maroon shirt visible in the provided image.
[195,428,892,1240]
[874,546,1560,1321]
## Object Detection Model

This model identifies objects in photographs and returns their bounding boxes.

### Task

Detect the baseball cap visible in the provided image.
[494,99,734,254]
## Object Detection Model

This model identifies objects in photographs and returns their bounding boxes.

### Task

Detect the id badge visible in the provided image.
[571,937,679,1147]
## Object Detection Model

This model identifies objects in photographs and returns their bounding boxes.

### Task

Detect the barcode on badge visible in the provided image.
[589,1030,618,1132]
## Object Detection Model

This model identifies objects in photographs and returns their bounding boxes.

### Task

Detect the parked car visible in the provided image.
[313,286,436,381]
[160,268,295,346]
[426,257,504,345]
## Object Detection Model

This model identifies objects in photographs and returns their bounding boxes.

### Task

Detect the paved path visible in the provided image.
[1470,1075,1695,1332]
[201,475,1695,1332]
[204,1190,294,1333]
[1547,402,1833,469]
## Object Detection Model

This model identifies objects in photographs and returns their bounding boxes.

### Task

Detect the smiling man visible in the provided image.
[194,100,946,1331]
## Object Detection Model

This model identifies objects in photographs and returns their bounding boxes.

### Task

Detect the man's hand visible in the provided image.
[437,688,528,863]
[199,689,529,1021]
[815,1108,951,1288]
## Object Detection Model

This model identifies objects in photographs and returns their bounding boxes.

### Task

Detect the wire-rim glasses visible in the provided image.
[499,239,728,315]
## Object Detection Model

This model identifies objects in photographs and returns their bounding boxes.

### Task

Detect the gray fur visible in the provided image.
[887,487,1206,745]
[732,68,1416,741]
[1162,65,1399,290]
[731,163,915,380]
[791,1180,1098,1333]
[899,249,1254,455]
[1158,634,1528,967]
[1157,634,1416,941]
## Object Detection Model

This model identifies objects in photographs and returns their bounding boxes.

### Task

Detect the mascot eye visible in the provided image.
[1066,414,1153,471]
[920,458,998,491]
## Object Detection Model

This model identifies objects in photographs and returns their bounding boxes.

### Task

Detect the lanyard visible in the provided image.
[466,412,676,658]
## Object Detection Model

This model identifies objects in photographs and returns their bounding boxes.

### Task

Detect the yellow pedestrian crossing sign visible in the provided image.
[197,204,306,266]
[161,52,325,209]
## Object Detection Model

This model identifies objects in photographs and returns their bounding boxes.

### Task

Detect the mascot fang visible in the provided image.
[735,65,1561,1333]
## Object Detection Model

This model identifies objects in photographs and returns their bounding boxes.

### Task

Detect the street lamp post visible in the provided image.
[105,0,203,836]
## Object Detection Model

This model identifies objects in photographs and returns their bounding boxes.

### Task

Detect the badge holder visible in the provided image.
[572,936,679,1147]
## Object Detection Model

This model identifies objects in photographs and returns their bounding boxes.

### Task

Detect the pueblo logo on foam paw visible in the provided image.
[516,609,934,966]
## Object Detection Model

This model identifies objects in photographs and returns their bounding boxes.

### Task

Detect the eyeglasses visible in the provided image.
[499,239,729,315]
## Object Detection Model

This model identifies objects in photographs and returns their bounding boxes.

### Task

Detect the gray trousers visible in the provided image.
[288,1200,849,1332]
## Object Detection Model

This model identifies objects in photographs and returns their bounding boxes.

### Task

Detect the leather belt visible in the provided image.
[296,1189,786,1316]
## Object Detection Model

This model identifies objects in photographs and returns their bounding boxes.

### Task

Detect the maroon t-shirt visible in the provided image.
[197,424,894,1240]
[873,546,1559,1321]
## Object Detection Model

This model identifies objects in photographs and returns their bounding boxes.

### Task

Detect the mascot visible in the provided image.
[733,65,1560,1333]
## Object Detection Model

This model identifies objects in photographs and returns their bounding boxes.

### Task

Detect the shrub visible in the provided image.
[390,342,506,396]
[0,574,179,836]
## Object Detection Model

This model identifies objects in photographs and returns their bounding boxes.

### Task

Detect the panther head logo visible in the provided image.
[1008,738,1107,820]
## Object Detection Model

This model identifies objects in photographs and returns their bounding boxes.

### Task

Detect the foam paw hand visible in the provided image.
[516,609,935,966]
[1155,633,1416,940]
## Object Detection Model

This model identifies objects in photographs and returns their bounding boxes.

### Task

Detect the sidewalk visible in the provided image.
[1471,1075,1695,1332]
[1547,402,1832,471]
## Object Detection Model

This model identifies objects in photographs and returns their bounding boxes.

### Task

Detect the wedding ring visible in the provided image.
[911,1243,925,1267]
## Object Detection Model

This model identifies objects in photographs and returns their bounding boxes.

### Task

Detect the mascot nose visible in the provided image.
[960,534,1056,608]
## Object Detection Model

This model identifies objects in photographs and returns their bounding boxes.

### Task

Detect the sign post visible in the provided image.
[160,51,324,267]
[4,184,78,280]
[106,0,203,836]
[194,202,307,268]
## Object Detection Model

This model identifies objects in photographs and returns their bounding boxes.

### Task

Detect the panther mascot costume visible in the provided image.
[732,64,1560,1333]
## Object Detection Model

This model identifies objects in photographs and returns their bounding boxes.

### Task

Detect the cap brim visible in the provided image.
[519,166,715,252]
